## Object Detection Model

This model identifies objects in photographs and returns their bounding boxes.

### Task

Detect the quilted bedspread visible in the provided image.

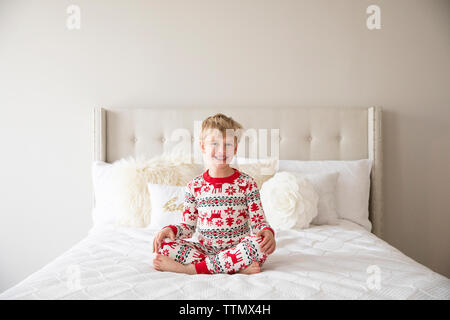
[1,220,449,299]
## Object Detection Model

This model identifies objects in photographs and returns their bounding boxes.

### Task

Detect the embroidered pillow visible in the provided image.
[147,183,186,230]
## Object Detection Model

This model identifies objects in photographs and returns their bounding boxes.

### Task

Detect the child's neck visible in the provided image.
[208,166,235,178]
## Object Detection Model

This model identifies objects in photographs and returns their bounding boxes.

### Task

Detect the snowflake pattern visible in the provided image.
[224,207,236,216]
[215,220,224,227]
[225,186,236,195]
[251,214,263,224]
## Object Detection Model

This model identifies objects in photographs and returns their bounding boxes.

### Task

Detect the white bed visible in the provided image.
[1,220,449,300]
[1,106,449,300]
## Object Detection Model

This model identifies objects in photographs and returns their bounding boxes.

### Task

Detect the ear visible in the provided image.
[199,140,205,153]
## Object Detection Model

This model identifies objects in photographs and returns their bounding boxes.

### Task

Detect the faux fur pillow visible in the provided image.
[230,158,277,189]
[110,152,201,228]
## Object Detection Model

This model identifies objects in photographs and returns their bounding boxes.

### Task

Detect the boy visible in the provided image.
[152,113,276,274]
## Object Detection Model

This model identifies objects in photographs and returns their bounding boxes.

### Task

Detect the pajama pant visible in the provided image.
[157,235,268,274]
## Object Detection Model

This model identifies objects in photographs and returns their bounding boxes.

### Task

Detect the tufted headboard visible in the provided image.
[92,107,383,237]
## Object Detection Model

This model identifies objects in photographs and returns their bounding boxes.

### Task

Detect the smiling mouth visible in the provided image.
[214,156,227,161]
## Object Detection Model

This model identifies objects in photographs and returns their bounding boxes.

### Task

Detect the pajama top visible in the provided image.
[164,168,275,252]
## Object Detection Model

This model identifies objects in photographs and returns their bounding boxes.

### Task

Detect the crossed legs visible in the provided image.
[153,236,267,275]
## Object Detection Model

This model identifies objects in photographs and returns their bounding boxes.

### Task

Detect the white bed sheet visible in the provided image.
[1,220,449,300]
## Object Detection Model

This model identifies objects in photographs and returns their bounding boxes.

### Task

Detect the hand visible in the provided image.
[152,227,175,253]
[256,229,276,255]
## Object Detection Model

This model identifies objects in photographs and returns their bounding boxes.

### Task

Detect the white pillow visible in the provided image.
[278,159,373,231]
[260,172,319,230]
[147,183,185,230]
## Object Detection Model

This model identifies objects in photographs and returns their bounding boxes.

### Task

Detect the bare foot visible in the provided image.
[153,255,197,274]
[238,261,261,274]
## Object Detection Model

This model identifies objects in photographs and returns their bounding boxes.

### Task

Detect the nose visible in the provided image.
[215,144,226,155]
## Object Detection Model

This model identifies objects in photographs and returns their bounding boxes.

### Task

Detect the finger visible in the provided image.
[155,236,160,251]
[259,234,268,244]
[259,238,268,248]
[267,244,275,255]
[260,242,269,253]
[260,237,268,247]
[156,239,161,252]
[263,240,275,253]
[269,242,276,253]
[158,239,163,251]
[260,243,267,253]
[264,244,273,255]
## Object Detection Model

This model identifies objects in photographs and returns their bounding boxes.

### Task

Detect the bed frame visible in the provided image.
[91,107,383,238]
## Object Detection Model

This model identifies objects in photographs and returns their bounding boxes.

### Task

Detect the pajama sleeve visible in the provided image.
[246,178,275,237]
[163,182,198,240]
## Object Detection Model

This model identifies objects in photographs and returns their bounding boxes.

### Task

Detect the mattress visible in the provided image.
[1,220,449,300]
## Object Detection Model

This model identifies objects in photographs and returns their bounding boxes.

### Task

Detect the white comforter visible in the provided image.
[1,220,449,300]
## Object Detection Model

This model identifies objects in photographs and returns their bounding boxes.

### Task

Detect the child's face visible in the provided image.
[201,129,238,169]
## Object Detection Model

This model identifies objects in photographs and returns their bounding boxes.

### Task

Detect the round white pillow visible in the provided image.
[260,171,319,230]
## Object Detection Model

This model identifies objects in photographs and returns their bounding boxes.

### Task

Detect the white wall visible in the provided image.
[0,0,449,292]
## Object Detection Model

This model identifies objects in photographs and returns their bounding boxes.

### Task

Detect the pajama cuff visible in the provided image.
[194,260,212,274]
[262,227,275,237]
[163,225,178,237]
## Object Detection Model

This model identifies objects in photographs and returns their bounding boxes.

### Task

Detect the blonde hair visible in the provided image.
[200,113,243,144]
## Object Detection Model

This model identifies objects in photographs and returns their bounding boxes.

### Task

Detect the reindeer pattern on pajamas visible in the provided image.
[157,168,275,274]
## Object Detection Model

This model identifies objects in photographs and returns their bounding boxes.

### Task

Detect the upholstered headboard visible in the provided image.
[92,107,383,237]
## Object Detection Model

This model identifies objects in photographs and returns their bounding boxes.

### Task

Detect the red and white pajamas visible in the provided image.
[157,168,275,274]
